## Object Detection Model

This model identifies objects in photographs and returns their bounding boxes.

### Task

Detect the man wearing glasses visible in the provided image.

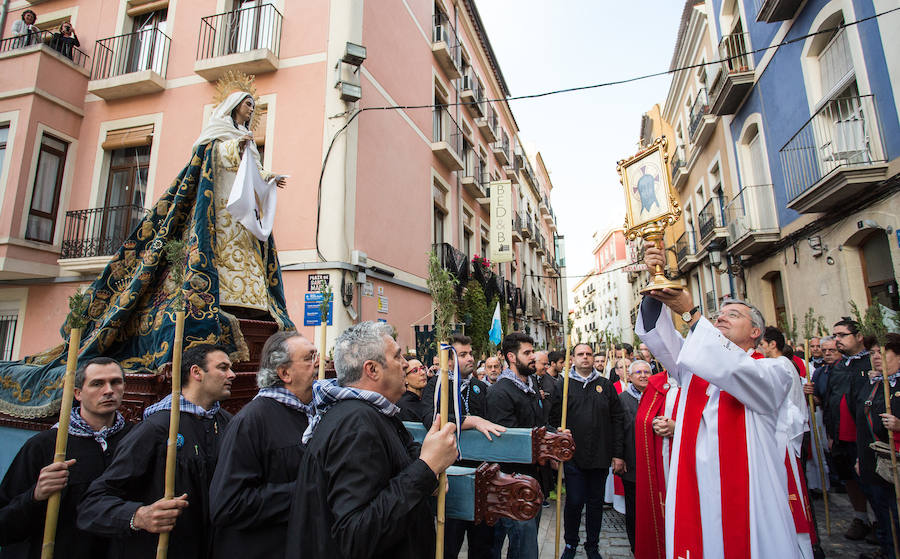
[209,331,318,559]
[820,319,874,541]
[635,245,801,559]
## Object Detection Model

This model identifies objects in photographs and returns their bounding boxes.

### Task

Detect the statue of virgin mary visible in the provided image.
[0,73,295,419]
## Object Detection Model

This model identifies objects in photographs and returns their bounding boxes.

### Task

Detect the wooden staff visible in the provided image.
[804,339,830,535]
[879,350,900,559]
[435,344,450,559]
[554,335,572,558]
[156,310,186,559]
[40,327,82,559]
[318,324,327,381]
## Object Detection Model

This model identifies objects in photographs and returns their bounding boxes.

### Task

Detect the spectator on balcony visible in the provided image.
[11,10,40,48]
[49,22,79,60]
[0,358,131,559]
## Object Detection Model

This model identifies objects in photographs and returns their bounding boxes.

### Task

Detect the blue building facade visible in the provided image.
[704,0,900,324]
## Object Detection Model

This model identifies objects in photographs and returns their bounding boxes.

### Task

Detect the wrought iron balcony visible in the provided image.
[60,204,145,260]
[432,107,464,170]
[461,152,487,197]
[492,130,510,166]
[475,103,498,143]
[724,184,780,256]
[709,32,755,115]
[752,0,803,22]
[195,3,283,81]
[1,30,89,68]
[432,242,469,291]
[461,69,485,117]
[670,145,688,189]
[688,88,716,146]
[89,28,168,99]
[781,94,888,214]
[432,12,461,79]
[697,197,726,244]
[675,230,699,269]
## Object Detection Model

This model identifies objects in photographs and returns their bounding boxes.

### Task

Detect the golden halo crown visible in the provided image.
[213,71,260,131]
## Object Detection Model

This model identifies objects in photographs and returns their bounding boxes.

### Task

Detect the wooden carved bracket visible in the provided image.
[473,463,543,526]
[531,426,575,465]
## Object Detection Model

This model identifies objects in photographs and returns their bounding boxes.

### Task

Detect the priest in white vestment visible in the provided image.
[635,245,803,559]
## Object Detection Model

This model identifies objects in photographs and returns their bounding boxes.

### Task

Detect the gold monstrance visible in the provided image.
[617,136,683,295]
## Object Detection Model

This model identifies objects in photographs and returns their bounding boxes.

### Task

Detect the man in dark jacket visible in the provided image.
[822,318,873,540]
[285,321,458,559]
[0,357,130,559]
[617,359,651,553]
[208,332,316,558]
[78,345,234,559]
[550,343,625,559]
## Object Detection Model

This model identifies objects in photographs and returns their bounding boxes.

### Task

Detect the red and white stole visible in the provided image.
[672,352,759,559]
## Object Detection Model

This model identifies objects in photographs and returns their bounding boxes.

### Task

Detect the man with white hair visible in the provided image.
[286,322,458,559]
[209,331,316,558]
[636,245,801,559]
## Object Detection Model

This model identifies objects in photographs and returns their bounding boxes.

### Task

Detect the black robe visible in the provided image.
[0,425,131,559]
[77,409,231,559]
[397,390,426,423]
[285,399,438,559]
[485,376,545,478]
[549,373,624,471]
[208,396,308,559]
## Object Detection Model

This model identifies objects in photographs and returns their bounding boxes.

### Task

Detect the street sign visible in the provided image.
[624,263,648,272]
[377,295,389,314]
[305,292,324,302]
[304,300,333,326]
[308,273,330,292]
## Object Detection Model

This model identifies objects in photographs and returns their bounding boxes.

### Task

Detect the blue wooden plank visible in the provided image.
[445,465,476,521]
[0,426,39,479]
[403,421,533,464]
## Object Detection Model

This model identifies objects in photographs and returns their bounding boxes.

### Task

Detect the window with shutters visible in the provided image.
[25,134,68,243]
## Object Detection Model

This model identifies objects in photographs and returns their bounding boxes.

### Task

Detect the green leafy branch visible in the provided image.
[427,250,457,342]
[67,287,90,330]
[319,282,333,324]
[163,240,187,312]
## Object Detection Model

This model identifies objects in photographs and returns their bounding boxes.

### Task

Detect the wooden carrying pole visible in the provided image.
[435,344,450,559]
[318,324,327,380]
[40,327,82,559]
[554,335,572,558]
[804,340,830,535]
[156,310,185,559]
[879,353,900,559]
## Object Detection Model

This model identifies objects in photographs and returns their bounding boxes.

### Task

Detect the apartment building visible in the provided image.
[0,0,564,361]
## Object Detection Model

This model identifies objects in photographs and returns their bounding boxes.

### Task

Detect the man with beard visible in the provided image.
[486,332,544,559]
[78,345,234,559]
[550,343,624,559]
[208,332,317,558]
[821,318,873,540]
[0,358,131,559]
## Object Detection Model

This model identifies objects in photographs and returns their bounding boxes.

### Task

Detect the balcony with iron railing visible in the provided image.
[703,290,718,316]
[724,184,780,256]
[475,102,498,143]
[432,242,469,289]
[505,146,520,183]
[88,28,169,100]
[59,205,145,270]
[675,229,699,270]
[431,107,464,170]
[521,157,538,192]
[697,197,727,245]
[527,215,539,247]
[751,0,803,22]
[539,194,551,218]
[461,151,487,198]
[195,3,283,81]
[461,69,485,117]
[709,32,755,115]
[0,30,91,111]
[493,130,510,166]
[512,212,523,242]
[671,145,688,189]
[518,212,532,239]
[432,12,462,79]
[688,88,716,146]
[781,94,888,214]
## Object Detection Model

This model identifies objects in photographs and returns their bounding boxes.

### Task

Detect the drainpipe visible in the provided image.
[0,0,10,42]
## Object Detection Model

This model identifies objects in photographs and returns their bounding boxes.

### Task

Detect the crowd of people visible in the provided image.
[1,247,900,559]
[6,10,81,60]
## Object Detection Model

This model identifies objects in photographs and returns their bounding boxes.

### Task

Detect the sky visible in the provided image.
[477,0,686,305]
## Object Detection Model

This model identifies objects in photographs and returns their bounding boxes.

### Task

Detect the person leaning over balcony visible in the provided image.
[48,22,79,60]
[11,10,40,48]
[0,358,131,559]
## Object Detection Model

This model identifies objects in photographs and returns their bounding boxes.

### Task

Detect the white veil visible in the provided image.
[192,91,259,159]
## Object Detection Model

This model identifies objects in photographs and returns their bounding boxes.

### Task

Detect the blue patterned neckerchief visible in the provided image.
[54,407,126,452]
[255,387,314,420]
[568,367,601,389]
[870,371,900,386]
[302,378,400,444]
[626,383,644,402]
[844,350,870,367]
[143,394,221,419]
[498,369,536,395]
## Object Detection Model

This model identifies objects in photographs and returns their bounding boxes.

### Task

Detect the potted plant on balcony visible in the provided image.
[471,254,491,286]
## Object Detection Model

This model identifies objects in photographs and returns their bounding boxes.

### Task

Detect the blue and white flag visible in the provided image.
[489,301,503,346]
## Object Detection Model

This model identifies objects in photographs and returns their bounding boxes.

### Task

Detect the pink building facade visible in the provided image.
[0,0,564,362]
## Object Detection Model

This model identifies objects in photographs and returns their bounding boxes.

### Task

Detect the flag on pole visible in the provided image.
[489,301,503,346]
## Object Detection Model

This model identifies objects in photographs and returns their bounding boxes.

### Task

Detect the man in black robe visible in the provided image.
[550,343,624,559]
[78,344,234,559]
[0,357,130,559]
[486,332,544,558]
[285,321,459,559]
[208,332,315,558]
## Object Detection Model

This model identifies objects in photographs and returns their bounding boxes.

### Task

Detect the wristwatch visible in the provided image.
[681,306,700,322]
